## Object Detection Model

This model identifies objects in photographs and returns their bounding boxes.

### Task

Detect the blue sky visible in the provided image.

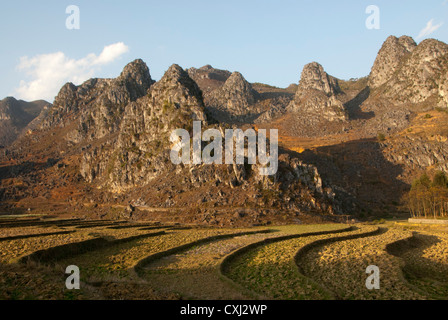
[0,0,447,102]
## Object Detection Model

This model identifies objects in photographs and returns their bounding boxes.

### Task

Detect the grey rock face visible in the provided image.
[42,59,153,142]
[439,68,448,107]
[206,71,260,122]
[187,65,232,96]
[288,62,347,122]
[75,62,337,216]
[80,63,207,191]
[369,35,417,88]
[297,62,341,96]
[376,38,448,105]
[383,135,448,175]
[117,59,154,101]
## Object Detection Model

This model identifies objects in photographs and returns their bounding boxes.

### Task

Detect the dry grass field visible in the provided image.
[0,216,447,300]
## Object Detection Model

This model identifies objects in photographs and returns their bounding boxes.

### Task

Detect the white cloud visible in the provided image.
[15,42,129,102]
[417,19,444,40]
[93,42,129,65]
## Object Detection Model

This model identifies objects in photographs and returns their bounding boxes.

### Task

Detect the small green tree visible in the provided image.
[412,173,431,189]
[432,171,448,188]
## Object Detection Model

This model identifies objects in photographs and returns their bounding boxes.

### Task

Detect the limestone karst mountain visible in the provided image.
[80,63,207,190]
[369,35,417,88]
[2,34,448,223]
[42,59,154,143]
[287,62,347,122]
[376,38,448,106]
[0,97,50,147]
[256,62,349,139]
[206,71,260,122]
[0,59,337,225]
[189,65,293,124]
[187,65,232,96]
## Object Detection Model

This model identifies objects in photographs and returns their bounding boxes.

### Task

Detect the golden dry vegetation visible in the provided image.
[299,226,424,300]
[0,217,447,300]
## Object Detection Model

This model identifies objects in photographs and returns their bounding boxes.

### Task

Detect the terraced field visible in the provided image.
[0,217,447,300]
[387,230,448,298]
[139,224,348,299]
[298,227,424,300]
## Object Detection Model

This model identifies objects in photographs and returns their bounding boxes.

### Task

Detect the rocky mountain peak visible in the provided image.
[41,59,154,143]
[187,65,232,96]
[160,64,195,88]
[199,64,214,71]
[287,62,346,123]
[298,62,341,96]
[119,59,149,79]
[154,64,204,105]
[51,82,78,113]
[116,59,153,101]
[0,96,49,146]
[2,96,17,105]
[413,38,448,60]
[164,63,185,77]
[377,37,448,105]
[0,97,18,121]
[224,71,246,84]
[0,97,46,123]
[369,35,417,88]
[398,35,418,51]
[221,72,255,97]
[205,71,259,122]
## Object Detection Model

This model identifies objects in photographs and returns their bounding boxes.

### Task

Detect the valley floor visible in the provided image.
[0,216,447,300]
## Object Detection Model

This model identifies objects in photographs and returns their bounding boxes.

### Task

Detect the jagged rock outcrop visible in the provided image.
[369,35,417,88]
[188,65,295,124]
[24,106,50,133]
[439,67,448,106]
[288,62,347,122]
[206,71,260,122]
[379,110,448,182]
[75,62,338,218]
[80,63,207,190]
[187,65,232,96]
[297,62,342,96]
[383,136,448,174]
[42,59,153,142]
[377,38,448,106]
[254,96,291,123]
[1,58,358,223]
